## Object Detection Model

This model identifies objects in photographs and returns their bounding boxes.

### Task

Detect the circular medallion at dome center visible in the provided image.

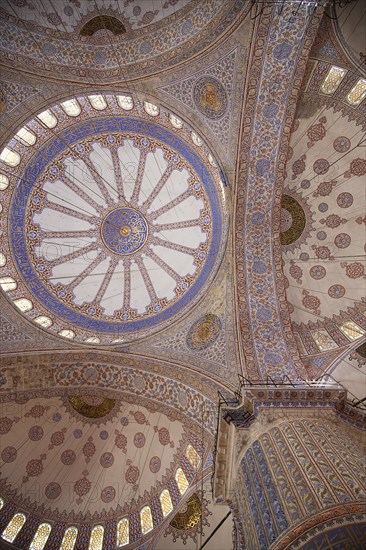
[101,208,148,255]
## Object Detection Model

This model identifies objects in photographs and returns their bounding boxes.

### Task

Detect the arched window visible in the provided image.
[0,147,20,167]
[186,444,201,469]
[160,489,173,517]
[169,114,183,129]
[60,526,78,550]
[88,525,104,550]
[34,316,53,328]
[347,78,366,106]
[0,253,6,267]
[14,298,33,312]
[191,131,203,146]
[117,518,129,547]
[0,277,17,292]
[117,95,134,111]
[15,127,36,146]
[1,513,26,543]
[88,95,107,111]
[0,497,4,510]
[339,321,365,341]
[320,66,347,95]
[140,506,153,535]
[61,99,81,117]
[143,101,159,117]
[29,523,51,550]
[58,329,76,340]
[0,174,9,190]
[175,467,189,495]
[37,110,58,128]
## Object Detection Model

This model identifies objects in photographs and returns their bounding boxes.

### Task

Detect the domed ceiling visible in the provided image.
[0,389,212,547]
[0,93,228,344]
[0,0,247,82]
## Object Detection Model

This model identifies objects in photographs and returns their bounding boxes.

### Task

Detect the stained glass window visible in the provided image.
[14,298,33,312]
[117,518,129,547]
[0,253,6,267]
[88,95,107,110]
[60,526,78,550]
[143,101,159,117]
[58,329,76,340]
[140,506,153,535]
[160,489,173,517]
[186,444,201,469]
[61,99,81,117]
[0,174,9,190]
[37,110,58,128]
[29,523,51,550]
[1,513,26,543]
[175,467,189,495]
[169,114,183,129]
[34,316,53,328]
[208,153,217,167]
[117,95,134,111]
[0,277,17,292]
[347,78,366,106]
[15,127,36,146]
[0,147,20,167]
[191,131,203,146]
[321,66,347,94]
[312,330,338,351]
[339,321,365,341]
[88,525,104,550]
[0,497,4,510]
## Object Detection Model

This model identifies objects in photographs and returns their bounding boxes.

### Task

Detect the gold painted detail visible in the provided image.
[280,194,306,246]
[68,395,116,418]
[170,493,202,530]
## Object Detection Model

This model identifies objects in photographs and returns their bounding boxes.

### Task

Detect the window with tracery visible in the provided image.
[117,95,134,111]
[143,101,159,117]
[312,330,338,351]
[0,277,17,292]
[117,518,129,547]
[169,114,183,128]
[186,444,201,469]
[1,513,26,543]
[160,489,173,516]
[37,110,58,128]
[88,525,104,550]
[61,99,81,117]
[191,131,203,146]
[140,506,153,535]
[88,95,107,110]
[29,523,51,550]
[339,321,365,341]
[34,316,53,328]
[58,329,76,340]
[0,174,9,190]
[347,78,366,106]
[14,298,33,312]
[60,526,78,550]
[321,66,347,94]
[175,467,189,495]
[15,127,36,146]
[0,147,20,166]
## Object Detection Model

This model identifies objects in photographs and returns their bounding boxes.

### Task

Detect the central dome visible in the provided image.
[0,94,227,344]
